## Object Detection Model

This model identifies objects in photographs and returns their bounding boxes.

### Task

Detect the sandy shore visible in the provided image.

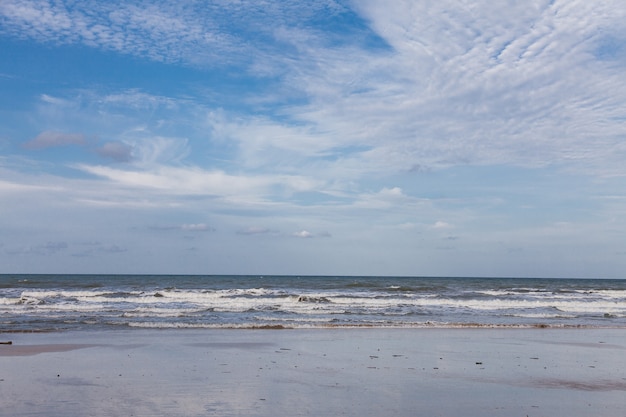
[1,328,625,416]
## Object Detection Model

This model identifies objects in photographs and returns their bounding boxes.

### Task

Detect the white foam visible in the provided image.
[20,290,116,298]
[10,292,623,316]
[121,307,206,318]
[31,303,106,312]
[0,297,24,305]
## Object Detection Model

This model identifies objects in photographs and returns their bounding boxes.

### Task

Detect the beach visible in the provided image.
[1,328,625,417]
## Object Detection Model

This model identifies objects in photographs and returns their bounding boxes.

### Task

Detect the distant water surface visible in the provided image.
[1,275,624,332]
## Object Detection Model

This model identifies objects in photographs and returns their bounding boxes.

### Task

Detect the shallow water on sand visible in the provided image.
[1,328,625,417]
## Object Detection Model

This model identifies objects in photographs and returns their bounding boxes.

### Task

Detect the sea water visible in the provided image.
[0,275,624,332]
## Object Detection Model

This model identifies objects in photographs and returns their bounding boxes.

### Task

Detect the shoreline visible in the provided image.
[1,328,625,416]
[2,321,625,334]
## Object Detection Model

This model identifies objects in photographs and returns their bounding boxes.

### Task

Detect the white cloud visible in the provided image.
[0,178,61,193]
[206,112,340,171]
[181,223,213,232]
[101,90,181,110]
[351,186,417,210]
[0,0,226,64]
[40,94,73,106]
[129,137,190,166]
[274,0,626,176]
[432,221,452,230]
[74,163,324,204]
[0,0,348,69]
[237,226,274,235]
[9,1,625,178]
[379,187,404,198]
[294,230,332,238]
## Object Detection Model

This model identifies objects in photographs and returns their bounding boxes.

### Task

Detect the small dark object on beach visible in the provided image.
[0,341,12,345]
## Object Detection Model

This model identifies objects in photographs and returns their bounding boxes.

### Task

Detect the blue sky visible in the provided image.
[1,0,626,277]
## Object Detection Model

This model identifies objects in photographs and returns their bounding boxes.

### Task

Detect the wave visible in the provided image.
[3,289,624,314]
[2,275,625,331]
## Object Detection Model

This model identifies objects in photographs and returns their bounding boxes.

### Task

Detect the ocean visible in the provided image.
[1,275,624,332]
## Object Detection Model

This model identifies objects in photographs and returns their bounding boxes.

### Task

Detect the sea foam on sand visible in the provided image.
[1,328,625,417]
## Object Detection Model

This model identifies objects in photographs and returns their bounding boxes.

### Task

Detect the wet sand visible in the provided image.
[1,328,625,416]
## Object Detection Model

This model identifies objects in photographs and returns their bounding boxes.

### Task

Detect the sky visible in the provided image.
[1,0,626,278]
